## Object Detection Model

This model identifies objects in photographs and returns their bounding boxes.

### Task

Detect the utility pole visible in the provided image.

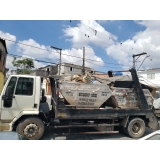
[50,46,62,75]
[82,46,85,75]
[132,52,147,69]
[137,55,150,71]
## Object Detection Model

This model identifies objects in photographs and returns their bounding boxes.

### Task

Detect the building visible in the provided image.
[138,68,160,89]
[32,63,94,76]
[10,70,17,75]
[0,38,8,93]
[30,63,95,95]
[60,63,94,75]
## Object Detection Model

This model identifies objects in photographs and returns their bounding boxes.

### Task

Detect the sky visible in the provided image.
[1,20,160,74]
[0,1,160,75]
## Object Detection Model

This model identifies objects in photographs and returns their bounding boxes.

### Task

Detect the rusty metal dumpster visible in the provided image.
[58,81,112,109]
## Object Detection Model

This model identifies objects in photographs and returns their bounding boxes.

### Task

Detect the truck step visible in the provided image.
[54,131,119,136]
[54,123,119,128]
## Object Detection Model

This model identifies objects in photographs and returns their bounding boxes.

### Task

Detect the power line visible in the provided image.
[2,20,148,69]
[85,60,121,69]
[7,52,127,74]
[58,20,148,69]
[86,58,131,67]
[137,55,150,71]
[7,53,57,64]
[2,37,131,67]
[81,21,144,53]
[68,20,144,53]
[57,20,115,48]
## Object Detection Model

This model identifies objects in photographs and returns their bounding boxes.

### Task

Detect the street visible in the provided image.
[40,127,154,140]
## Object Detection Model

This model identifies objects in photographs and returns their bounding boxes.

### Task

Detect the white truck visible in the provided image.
[0,68,159,140]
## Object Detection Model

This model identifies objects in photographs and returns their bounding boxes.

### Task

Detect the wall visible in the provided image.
[0,40,7,93]
[63,65,82,75]
[0,71,4,93]
[138,69,160,89]
[60,64,93,75]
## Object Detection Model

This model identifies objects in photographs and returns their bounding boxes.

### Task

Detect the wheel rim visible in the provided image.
[131,122,142,135]
[23,124,39,138]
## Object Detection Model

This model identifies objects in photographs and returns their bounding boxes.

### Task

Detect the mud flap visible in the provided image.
[146,113,159,130]
[120,116,129,128]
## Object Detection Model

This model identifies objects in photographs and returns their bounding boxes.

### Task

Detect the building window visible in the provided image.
[70,67,73,71]
[147,73,155,79]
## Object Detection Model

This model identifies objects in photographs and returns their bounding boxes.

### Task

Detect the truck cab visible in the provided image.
[0,74,49,139]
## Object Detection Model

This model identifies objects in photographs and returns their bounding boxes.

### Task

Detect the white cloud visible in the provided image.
[60,46,104,69]
[136,20,160,30]
[63,20,117,48]
[0,30,17,71]
[106,20,160,70]
[3,20,160,74]
[0,30,16,49]
[5,55,15,70]
[17,39,51,58]
[1,30,103,71]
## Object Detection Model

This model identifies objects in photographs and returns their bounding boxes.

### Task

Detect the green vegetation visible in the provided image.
[12,57,35,74]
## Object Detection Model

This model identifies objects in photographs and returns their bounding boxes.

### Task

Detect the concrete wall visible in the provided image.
[61,65,82,75]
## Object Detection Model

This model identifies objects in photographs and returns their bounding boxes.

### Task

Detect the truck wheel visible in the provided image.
[16,117,45,140]
[127,117,145,138]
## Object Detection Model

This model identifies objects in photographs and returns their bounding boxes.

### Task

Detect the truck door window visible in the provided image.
[6,77,17,96]
[15,78,34,96]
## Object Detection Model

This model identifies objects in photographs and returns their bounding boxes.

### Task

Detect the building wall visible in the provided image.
[138,69,160,88]
[0,40,7,93]
[0,71,4,93]
[60,63,93,75]
[61,65,82,75]
[0,43,6,73]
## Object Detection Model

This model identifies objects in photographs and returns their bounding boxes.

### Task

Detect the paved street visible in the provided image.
[40,127,154,140]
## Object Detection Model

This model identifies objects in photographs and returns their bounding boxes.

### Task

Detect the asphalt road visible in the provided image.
[40,127,154,140]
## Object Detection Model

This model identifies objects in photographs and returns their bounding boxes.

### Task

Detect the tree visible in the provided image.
[12,57,35,74]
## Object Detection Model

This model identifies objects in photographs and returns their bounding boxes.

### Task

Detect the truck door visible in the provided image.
[1,77,35,121]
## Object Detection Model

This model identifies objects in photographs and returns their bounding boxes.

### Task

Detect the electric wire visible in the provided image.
[1,37,131,67]
[1,20,150,70]
[57,20,148,69]
[66,20,145,53]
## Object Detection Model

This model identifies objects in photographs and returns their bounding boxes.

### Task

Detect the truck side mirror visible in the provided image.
[3,86,13,108]
[6,86,12,98]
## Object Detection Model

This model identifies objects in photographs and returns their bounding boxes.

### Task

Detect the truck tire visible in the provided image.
[16,117,45,140]
[127,117,145,138]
